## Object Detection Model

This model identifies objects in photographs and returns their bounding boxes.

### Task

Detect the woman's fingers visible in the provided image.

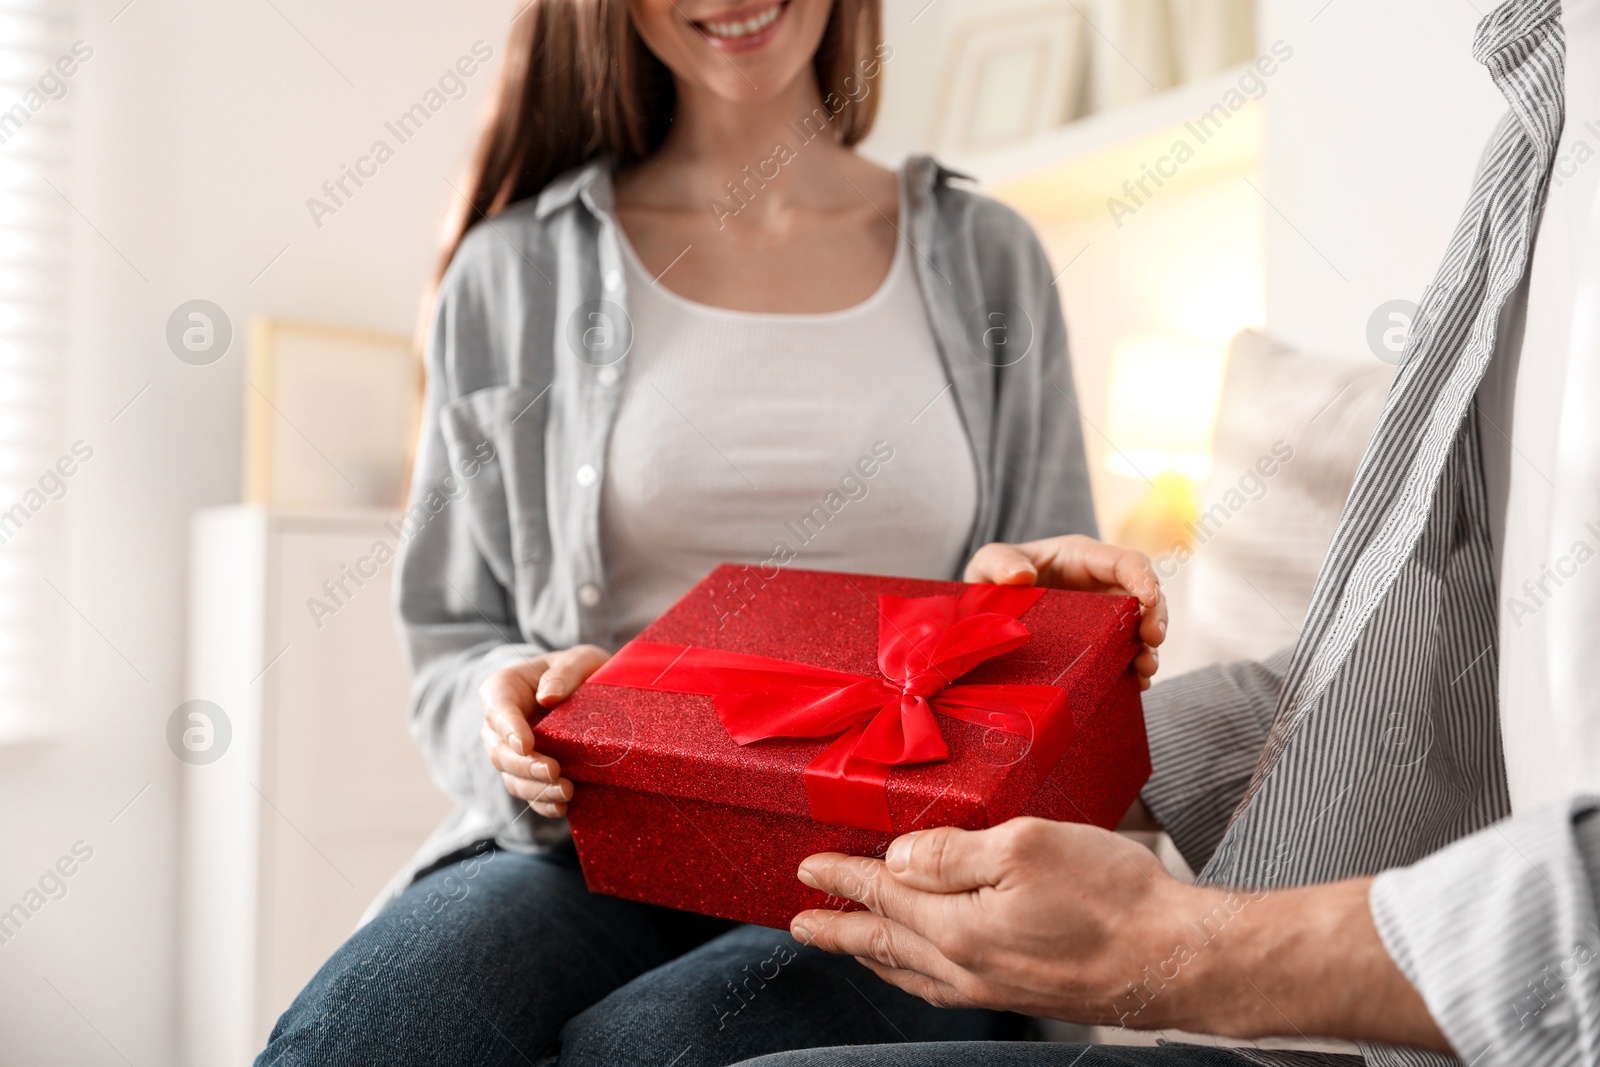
[500,758,573,818]
[1134,647,1159,678]
[536,644,613,707]
[480,671,564,779]
[1110,545,1160,603]
[1111,549,1167,649]
[1030,536,1157,601]
[478,652,584,813]
[972,536,1160,604]
[966,537,1168,669]
[477,643,614,813]
[482,701,540,756]
[482,724,563,782]
[962,542,1040,586]
[500,771,572,804]
[501,772,571,817]
[479,656,550,754]
[1081,540,1167,653]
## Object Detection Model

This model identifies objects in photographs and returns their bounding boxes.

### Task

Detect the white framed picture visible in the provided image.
[1167,0,1256,82]
[934,4,1090,157]
[243,318,419,509]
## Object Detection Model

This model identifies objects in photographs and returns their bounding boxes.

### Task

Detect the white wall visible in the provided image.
[875,0,1510,359]
[1256,0,1506,355]
[0,2,509,1063]
[1010,175,1268,536]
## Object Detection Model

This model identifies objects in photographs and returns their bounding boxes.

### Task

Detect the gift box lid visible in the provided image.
[536,565,1142,832]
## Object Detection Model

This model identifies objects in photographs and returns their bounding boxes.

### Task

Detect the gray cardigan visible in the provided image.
[389,154,1097,893]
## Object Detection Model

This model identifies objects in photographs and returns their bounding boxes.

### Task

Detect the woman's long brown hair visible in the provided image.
[436,0,883,282]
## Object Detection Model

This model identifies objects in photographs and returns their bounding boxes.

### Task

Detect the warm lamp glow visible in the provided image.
[1105,333,1228,482]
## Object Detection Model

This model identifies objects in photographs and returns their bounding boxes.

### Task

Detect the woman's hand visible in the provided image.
[964,535,1166,689]
[478,645,611,818]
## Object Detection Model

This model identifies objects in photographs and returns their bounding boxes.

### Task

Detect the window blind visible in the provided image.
[0,0,71,733]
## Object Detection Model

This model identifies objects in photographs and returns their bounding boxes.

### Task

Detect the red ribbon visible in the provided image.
[587,584,1073,831]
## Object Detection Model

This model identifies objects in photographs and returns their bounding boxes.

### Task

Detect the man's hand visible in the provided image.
[791,818,1450,1051]
[964,536,1166,689]
[794,818,1185,1024]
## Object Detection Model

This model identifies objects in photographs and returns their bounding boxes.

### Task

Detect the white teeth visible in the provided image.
[701,4,781,39]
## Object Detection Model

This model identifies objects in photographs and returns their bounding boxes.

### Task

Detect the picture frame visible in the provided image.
[934,3,1091,158]
[243,318,420,510]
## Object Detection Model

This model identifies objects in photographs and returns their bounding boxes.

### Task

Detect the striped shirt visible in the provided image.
[1140,2,1599,1064]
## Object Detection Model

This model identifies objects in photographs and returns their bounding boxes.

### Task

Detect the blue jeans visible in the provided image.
[732,1044,1365,1066]
[256,843,1008,1066]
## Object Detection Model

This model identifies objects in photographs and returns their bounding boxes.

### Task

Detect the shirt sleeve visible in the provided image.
[1138,647,1292,873]
[1368,795,1600,1066]
[394,246,551,845]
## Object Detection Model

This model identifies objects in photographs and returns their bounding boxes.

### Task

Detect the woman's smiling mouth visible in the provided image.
[693,0,789,53]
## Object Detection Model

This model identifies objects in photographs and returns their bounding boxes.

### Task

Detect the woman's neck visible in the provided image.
[618,72,872,219]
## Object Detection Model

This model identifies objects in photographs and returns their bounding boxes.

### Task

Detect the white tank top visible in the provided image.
[599,184,980,645]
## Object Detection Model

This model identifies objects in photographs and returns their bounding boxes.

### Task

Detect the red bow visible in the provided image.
[587,584,1072,831]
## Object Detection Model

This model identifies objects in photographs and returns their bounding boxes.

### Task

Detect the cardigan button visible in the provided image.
[575,463,598,488]
[577,584,603,607]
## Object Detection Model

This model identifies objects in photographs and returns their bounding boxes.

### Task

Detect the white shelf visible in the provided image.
[947,61,1261,186]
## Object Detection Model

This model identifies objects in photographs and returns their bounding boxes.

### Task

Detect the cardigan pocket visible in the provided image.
[439,384,552,612]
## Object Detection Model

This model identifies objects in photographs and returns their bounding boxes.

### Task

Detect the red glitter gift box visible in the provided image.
[534,565,1150,929]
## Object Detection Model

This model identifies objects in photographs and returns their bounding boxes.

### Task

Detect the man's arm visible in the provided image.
[1367,797,1600,1064]
[791,818,1447,1051]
